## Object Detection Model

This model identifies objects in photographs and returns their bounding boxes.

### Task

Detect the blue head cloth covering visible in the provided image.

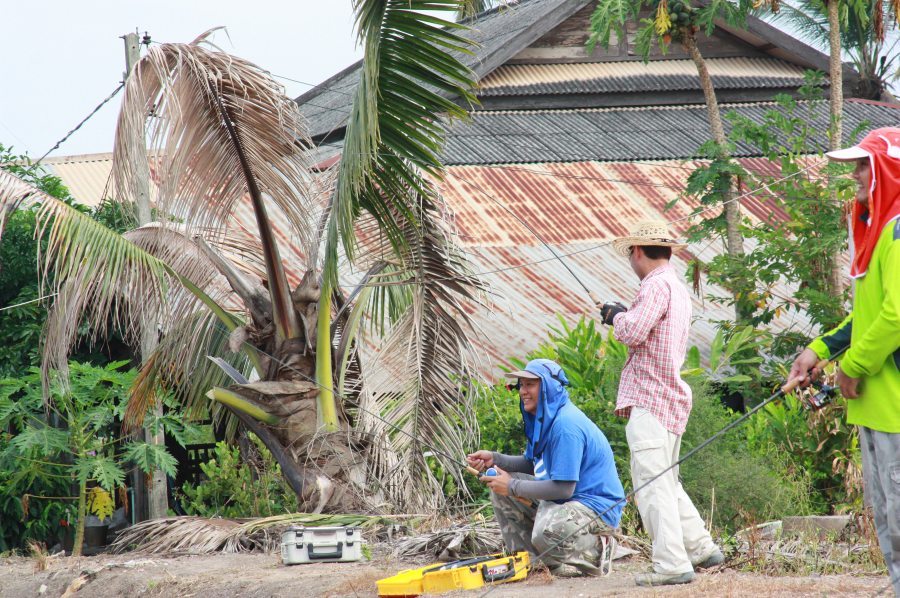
[519,359,570,461]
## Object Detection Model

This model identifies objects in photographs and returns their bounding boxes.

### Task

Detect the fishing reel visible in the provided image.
[804,380,837,410]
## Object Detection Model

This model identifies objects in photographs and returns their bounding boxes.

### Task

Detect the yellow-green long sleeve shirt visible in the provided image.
[809,218,900,433]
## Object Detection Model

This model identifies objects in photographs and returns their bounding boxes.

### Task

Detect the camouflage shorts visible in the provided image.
[491,473,613,576]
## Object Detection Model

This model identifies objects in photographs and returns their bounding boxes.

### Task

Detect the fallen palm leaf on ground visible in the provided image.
[392,520,504,561]
[110,514,387,555]
[392,520,644,564]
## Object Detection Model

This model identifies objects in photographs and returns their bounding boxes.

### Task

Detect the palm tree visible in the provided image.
[0,1,485,514]
[761,0,874,298]
[589,0,754,321]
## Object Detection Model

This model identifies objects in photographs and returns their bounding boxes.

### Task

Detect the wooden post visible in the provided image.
[124,30,168,520]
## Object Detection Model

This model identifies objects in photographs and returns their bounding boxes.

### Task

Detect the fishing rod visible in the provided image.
[477,345,849,596]
[453,173,602,306]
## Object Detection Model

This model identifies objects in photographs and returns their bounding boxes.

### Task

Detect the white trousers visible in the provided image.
[627,407,717,574]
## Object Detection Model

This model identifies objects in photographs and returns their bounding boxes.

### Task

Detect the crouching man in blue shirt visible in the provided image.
[467,359,625,577]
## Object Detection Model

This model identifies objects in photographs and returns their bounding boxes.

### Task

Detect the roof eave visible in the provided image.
[713,13,858,81]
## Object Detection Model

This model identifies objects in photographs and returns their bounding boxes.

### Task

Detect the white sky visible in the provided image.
[0,1,362,158]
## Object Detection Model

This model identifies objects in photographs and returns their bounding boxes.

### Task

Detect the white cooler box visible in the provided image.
[281,525,363,565]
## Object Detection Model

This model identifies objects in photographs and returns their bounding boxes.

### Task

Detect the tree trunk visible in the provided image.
[210,285,368,513]
[684,34,746,321]
[825,0,846,304]
[72,478,86,557]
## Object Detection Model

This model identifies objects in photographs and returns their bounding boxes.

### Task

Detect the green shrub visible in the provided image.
[179,435,299,518]
[745,385,861,513]
[680,383,816,529]
[0,361,184,553]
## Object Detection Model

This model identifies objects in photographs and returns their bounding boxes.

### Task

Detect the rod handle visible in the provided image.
[780,357,832,394]
[588,291,603,306]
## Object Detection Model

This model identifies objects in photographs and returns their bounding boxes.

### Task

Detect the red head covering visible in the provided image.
[827,127,900,278]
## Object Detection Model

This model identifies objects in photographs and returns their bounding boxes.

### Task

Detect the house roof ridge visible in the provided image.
[476,100,789,116]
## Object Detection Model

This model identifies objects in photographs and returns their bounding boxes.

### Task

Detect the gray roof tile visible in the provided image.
[440,100,900,164]
[295,0,592,139]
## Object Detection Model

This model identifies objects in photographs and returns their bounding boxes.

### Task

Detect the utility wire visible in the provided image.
[31,83,125,169]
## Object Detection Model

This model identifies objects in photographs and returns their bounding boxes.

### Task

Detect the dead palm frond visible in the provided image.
[115,30,320,343]
[355,193,486,512]
[393,520,503,560]
[110,513,387,555]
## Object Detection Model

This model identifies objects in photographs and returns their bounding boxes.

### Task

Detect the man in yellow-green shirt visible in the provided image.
[790,127,900,595]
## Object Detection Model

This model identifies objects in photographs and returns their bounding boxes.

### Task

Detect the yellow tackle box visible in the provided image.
[377,551,529,596]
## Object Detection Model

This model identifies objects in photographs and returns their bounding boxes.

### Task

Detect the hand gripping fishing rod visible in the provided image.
[477,346,848,596]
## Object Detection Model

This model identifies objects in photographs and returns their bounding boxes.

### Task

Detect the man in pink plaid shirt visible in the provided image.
[600,220,723,587]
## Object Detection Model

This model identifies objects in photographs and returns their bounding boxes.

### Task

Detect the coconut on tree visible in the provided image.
[588,0,759,321]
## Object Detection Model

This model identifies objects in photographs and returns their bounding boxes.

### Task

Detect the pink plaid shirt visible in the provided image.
[612,264,693,435]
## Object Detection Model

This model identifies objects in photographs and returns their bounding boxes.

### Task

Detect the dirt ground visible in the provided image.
[0,552,891,598]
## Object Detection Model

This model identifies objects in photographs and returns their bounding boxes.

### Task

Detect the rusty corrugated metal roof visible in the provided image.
[439,161,815,377]
[41,153,819,379]
[478,57,808,96]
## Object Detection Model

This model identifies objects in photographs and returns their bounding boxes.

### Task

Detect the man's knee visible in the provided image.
[533,504,585,550]
[531,528,551,554]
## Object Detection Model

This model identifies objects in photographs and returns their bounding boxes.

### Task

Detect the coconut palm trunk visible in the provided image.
[683,33,746,321]
[825,0,846,299]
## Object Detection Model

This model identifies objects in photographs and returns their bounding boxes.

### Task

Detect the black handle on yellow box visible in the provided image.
[481,559,517,583]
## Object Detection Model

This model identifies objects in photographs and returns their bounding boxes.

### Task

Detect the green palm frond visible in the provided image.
[760,2,829,50]
[0,174,246,406]
[326,0,477,283]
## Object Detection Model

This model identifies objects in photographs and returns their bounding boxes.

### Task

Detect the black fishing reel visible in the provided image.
[805,380,838,410]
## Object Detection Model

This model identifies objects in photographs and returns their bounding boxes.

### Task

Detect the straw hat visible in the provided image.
[612,220,687,256]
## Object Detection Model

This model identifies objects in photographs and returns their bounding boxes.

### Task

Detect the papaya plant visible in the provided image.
[0,361,195,554]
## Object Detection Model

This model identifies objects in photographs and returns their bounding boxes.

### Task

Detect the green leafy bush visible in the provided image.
[682,74,854,334]
[745,379,861,513]
[179,435,299,518]
[680,383,816,529]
